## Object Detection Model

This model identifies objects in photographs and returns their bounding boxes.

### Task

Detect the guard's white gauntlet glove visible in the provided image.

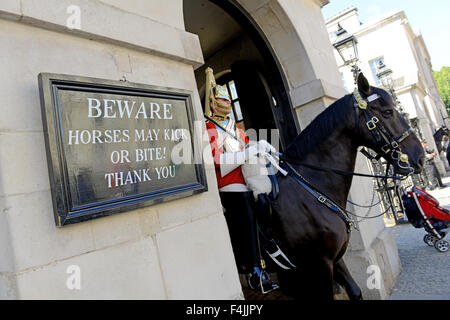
[257,140,276,154]
[219,143,259,177]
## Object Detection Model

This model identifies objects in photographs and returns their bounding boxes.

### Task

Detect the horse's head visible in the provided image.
[354,73,425,175]
[442,126,450,137]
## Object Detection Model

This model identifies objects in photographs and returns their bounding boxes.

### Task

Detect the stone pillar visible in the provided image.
[343,155,402,299]
[411,90,446,176]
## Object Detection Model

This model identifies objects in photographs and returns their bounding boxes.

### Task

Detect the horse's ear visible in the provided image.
[357,72,372,97]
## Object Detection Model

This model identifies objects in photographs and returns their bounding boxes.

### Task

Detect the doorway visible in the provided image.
[183,0,298,150]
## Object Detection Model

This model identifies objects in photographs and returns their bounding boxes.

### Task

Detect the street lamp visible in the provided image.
[376,60,405,114]
[376,60,393,89]
[333,24,360,82]
[333,29,408,225]
[374,63,410,224]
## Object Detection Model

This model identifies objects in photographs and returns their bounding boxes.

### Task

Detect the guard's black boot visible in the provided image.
[247,266,279,294]
[255,194,297,271]
[254,194,274,235]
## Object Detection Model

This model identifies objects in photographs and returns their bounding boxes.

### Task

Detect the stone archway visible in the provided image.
[231,0,347,128]
[185,0,346,146]
[185,0,300,147]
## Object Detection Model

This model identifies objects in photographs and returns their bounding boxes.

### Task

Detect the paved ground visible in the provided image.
[389,173,450,300]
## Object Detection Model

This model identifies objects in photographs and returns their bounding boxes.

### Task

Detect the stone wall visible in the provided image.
[0,0,242,299]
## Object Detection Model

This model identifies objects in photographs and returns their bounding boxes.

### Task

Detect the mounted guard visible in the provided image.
[204,67,294,293]
[203,70,424,300]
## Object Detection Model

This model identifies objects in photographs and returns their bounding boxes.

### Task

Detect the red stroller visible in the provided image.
[402,186,450,252]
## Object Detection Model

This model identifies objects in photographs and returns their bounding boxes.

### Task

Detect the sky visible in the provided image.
[321,0,450,71]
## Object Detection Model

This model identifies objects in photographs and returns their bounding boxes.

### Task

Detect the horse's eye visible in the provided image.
[381,110,393,117]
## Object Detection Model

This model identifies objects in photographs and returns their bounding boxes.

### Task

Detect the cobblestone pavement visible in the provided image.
[389,174,450,300]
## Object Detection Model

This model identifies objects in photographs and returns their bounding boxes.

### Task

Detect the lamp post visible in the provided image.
[333,24,360,83]
[376,60,406,115]
[376,60,413,224]
[333,27,406,224]
[376,60,393,89]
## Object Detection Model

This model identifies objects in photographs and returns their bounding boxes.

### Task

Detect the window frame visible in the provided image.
[368,56,385,86]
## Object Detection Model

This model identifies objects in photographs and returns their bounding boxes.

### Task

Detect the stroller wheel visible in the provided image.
[434,239,449,253]
[423,234,435,247]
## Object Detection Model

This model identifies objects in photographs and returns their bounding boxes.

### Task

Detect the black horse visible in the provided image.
[268,73,424,300]
[433,126,450,154]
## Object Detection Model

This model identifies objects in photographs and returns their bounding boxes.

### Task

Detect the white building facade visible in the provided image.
[326,7,449,173]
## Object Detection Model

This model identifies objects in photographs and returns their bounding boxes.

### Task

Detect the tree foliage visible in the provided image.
[433,66,450,117]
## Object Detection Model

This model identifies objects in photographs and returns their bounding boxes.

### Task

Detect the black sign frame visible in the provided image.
[38,73,208,226]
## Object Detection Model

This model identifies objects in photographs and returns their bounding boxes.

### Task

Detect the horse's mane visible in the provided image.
[284,93,354,159]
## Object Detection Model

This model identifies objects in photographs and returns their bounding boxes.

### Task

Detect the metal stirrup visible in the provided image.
[267,247,297,270]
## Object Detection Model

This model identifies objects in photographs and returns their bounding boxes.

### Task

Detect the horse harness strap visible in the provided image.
[359,148,381,161]
[282,161,354,233]
[277,153,404,180]
[352,90,413,169]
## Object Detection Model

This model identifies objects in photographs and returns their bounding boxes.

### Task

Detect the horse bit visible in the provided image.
[353,89,415,175]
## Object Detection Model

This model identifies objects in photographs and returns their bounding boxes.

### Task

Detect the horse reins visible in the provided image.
[276,154,405,180]
[280,158,401,232]
[281,161,355,232]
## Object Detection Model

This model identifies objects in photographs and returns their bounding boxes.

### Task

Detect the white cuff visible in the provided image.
[219,184,249,192]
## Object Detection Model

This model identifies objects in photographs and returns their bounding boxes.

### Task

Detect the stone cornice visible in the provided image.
[353,10,405,37]
[313,0,330,9]
[324,6,357,24]
[0,0,204,68]
[291,78,347,108]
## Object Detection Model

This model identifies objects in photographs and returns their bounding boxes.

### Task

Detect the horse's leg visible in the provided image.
[333,259,363,300]
[278,259,335,300]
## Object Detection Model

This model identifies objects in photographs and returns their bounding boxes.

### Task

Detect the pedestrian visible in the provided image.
[421,140,444,190]
[443,135,450,167]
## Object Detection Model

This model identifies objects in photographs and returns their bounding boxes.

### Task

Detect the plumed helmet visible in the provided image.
[204,67,232,116]
[214,84,231,101]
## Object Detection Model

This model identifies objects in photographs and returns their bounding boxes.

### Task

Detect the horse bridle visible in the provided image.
[353,89,414,175]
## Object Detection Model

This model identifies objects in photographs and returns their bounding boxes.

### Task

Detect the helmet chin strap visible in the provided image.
[211,98,232,115]
[216,99,232,110]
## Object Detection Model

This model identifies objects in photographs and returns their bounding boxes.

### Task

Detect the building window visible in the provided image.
[369,56,385,85]
[226,80,243,122]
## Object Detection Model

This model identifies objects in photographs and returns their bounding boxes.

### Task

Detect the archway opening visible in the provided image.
[184,0,298,150]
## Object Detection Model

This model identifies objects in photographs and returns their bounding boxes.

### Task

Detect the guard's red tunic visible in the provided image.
[206,120,249,189]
